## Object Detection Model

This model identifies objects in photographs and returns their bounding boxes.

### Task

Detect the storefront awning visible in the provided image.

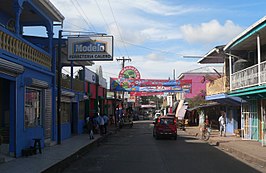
[186,102,220,111]
[206,93,243,106]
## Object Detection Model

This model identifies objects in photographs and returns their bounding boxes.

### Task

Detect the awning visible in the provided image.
[0,58,24,76]
[205,93,243,106]
[25,78,49,89]
[186,102,220,111]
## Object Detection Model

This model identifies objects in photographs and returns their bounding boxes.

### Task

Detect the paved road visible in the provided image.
[62,121,260,173]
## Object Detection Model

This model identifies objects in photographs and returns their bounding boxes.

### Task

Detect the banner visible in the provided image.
[110,78,191,93]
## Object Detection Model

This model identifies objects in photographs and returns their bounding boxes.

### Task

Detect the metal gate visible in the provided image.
[242,99,259,140]
[44,89,52,139]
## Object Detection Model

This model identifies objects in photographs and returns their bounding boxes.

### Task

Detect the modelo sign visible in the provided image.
[68,35,113,61]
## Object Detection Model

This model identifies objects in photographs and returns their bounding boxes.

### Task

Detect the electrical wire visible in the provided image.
[70,0,97,32]
[107,0,129,57]
[94,0,123,57]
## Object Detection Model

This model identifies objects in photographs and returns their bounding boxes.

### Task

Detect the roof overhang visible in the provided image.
[36,0,65,23]
[229,85,266,99]
[224,16,266,51]
[198,45,225,64]
[186,102,220,111]
[205,93,243,106]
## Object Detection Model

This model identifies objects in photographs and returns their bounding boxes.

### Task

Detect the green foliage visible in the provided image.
[187,90,207,109]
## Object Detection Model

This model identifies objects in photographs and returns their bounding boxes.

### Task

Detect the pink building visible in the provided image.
[177,66,223,99]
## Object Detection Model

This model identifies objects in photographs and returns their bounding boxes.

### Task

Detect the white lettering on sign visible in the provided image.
[74,42,106,53]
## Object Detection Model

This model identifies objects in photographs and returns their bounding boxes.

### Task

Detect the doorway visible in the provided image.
[0,78,12,155]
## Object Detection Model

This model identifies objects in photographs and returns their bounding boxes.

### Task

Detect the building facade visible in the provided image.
[224,16,266,146]
[0,0,64,157]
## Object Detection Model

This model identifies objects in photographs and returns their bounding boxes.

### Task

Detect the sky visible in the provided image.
[48,0,266,81]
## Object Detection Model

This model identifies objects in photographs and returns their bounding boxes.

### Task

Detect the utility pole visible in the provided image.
[116,56,131,68]
[116,56,132,111]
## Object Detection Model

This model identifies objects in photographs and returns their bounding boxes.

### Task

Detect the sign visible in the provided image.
[118,66,141,79]
[84,68,96,83]
[110,78,192,93]
[68,35,113,61]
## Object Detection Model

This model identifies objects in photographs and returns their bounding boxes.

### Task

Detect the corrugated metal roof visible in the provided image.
[185,66,223,74]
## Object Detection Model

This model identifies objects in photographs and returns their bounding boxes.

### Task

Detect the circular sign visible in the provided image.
[118,66,141,79]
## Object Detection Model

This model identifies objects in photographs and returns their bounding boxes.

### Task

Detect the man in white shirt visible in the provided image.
[218,111,226,137]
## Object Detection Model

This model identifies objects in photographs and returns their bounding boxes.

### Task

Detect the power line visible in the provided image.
[107,0,129,57]
[94,0,123,57]
[70,0,97,32]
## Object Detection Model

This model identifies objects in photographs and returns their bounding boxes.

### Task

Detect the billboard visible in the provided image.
[68,35,113,61]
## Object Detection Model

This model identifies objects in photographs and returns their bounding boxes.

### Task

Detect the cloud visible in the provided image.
[125,1,202,16]
[50,0,197,45]
[180,19,244,44]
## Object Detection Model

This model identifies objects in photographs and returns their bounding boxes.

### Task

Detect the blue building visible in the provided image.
[0,0,64,157]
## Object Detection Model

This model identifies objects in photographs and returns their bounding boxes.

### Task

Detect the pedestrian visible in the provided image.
[103,114,109,134]
[218,111,226,137]
[86,116,94,140]
[99,114,105,135]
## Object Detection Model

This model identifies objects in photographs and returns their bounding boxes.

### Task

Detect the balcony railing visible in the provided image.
[0,28,51,68]
[61,74,84,92]
[230,61,266,90]
[231,64,259,90]
[206,76,229,96]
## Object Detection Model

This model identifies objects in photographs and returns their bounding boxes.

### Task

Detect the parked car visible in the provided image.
[153,116,177,140]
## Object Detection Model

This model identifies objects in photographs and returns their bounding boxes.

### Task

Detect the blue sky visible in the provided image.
[48,0,266,81]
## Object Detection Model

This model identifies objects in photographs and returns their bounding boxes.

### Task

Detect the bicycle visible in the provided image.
[201,125,212,141]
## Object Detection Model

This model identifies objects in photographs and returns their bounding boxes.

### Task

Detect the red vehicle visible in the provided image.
[153,116,177,140]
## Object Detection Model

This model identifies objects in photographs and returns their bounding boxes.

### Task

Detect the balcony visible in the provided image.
[61,74,84,92]
[206,76,229,96]
[0,27,51,69]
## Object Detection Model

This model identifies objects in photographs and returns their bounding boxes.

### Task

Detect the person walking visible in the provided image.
[218,111,226,137]
[99,114,105,135]
[103,114,109,134]
[86,116,94,140]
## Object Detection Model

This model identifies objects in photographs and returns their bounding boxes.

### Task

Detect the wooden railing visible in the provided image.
[0,30,51,68]
[206,76,229,96]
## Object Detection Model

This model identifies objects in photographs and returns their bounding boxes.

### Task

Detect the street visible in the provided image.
[62,121,260,173]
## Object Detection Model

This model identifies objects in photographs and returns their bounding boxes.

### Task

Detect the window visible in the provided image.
[160,118,174,125]
[25,88,42,127]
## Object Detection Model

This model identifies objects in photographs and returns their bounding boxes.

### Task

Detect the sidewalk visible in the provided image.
[185,126,266,168]
[0,125,118,173]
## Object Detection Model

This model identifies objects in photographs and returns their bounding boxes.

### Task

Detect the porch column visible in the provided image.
[229,52,232,91]
[257,34,261,85]
[71,61,74,90]
[14,3,22,35]
[46,23,54,54]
